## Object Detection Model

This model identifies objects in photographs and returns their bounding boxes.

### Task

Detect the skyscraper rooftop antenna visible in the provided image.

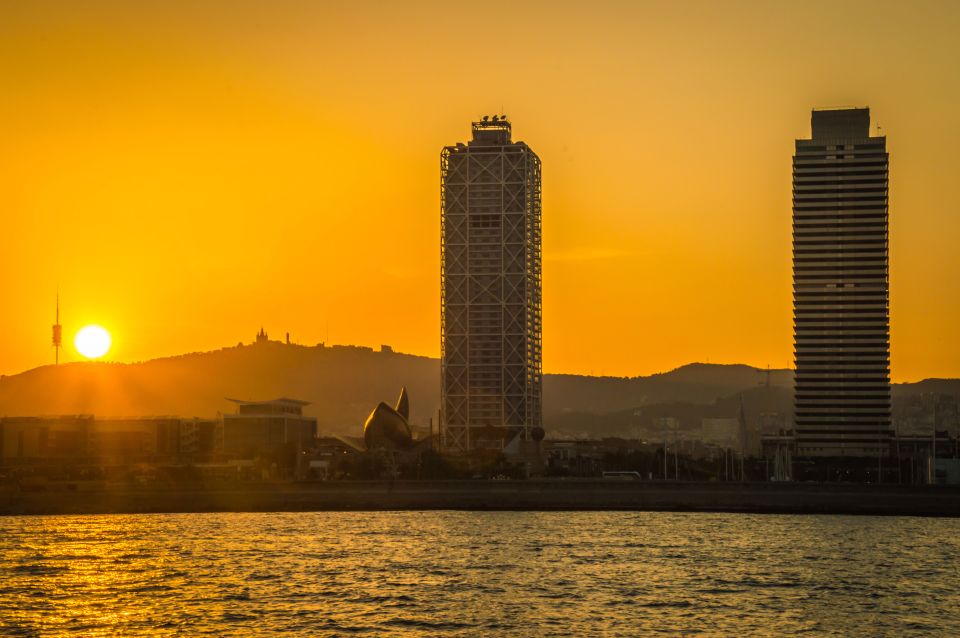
[52,288,62,365]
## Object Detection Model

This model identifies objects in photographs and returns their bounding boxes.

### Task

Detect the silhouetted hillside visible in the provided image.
[0,342,956,437]
[0,342,437,434]
[546,363,791,416]
[547,386,795,440]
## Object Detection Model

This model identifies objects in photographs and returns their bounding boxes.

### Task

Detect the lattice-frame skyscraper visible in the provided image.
[440,117,542,453]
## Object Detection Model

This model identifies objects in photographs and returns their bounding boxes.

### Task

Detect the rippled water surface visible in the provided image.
[2,512,959,636]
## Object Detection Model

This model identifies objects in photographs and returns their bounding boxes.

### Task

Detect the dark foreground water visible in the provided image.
[1,512,958,636]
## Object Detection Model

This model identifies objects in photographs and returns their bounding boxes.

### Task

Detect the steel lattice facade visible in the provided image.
[792,108,891,457]
[440,119,542,453]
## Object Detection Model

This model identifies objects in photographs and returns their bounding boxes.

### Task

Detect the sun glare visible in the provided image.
[75,325,112,359]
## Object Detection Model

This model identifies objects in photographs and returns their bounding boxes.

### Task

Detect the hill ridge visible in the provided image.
[0,342,955,438]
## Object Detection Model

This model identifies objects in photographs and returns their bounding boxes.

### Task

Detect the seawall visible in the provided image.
[3,481,960,517]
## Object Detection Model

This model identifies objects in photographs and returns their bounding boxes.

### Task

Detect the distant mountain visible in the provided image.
[0,342,438,433]
[546,363,792,416]
[0,341,956,438]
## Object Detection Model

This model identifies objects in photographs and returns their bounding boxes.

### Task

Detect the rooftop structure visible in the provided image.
[226,397,310,416]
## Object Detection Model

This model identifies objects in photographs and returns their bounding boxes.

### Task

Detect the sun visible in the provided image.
[75,325,112,359]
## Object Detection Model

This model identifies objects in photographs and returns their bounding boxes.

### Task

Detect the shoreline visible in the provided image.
[3,480,960,517]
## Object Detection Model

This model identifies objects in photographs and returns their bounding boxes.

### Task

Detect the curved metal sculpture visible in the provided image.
[363,387,413,450]
[395,386,409,421]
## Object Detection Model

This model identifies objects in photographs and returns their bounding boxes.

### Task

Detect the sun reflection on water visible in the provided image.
[1,512,958,636]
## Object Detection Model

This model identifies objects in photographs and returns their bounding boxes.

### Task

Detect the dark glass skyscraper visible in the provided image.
[440,118,542,453]
[792,108,891,457]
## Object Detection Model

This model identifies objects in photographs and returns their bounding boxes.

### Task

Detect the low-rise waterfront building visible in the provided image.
[0,415,187,465]
[220,398,317,477]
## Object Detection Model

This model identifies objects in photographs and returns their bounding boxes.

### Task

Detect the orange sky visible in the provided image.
[1,0,958,381]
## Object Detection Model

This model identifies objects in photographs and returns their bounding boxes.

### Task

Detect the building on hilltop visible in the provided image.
[792,107,891,458]
[440,116,543,454]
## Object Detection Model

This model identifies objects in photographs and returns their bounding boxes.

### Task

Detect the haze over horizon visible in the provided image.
[3,0,959,381]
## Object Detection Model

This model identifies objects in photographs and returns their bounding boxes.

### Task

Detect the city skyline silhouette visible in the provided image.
[4,5,960,635]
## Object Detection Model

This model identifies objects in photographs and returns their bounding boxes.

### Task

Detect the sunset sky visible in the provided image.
[2,0,958,381]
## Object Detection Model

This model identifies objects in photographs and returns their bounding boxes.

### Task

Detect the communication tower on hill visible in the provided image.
[52,290,62,365]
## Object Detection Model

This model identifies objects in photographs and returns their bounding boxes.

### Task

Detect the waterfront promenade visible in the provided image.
[3,480,960,517]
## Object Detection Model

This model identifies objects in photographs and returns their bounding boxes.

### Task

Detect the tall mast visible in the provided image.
[52,289,62,365]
